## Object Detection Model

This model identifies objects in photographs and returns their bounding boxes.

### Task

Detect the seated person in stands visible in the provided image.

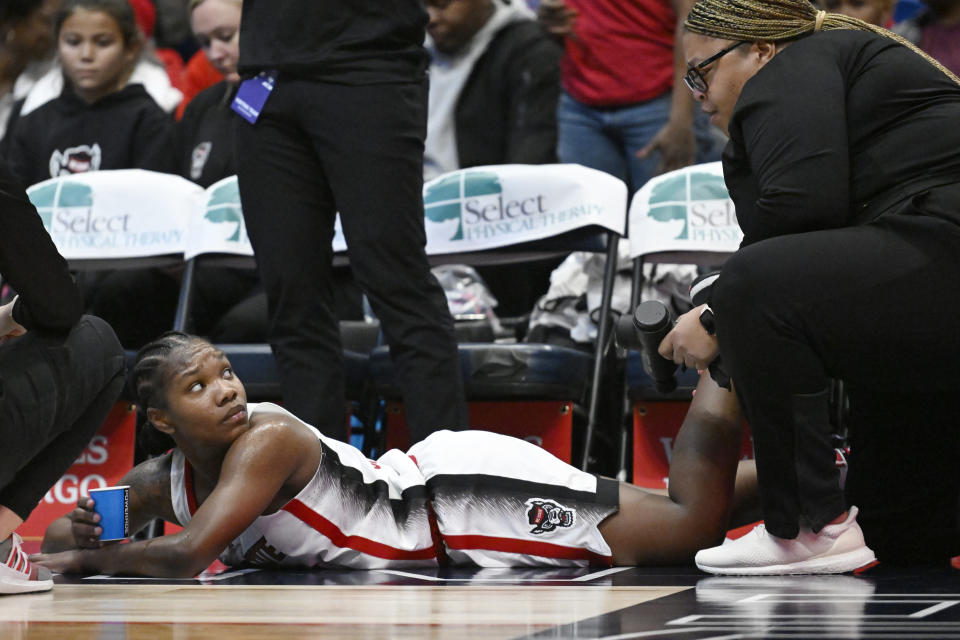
[424,0,564,318]
[0,0,60,144]
[7,0,183,126]
[34,332,759,576]
[3,0,175,185]
[3,0,177,350]
[176,0,240,189]
[175,0,262,343]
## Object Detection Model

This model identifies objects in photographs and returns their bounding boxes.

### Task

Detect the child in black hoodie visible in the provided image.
[4,0,178,349]
[4,0,174,186]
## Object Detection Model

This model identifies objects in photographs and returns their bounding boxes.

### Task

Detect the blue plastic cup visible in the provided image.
[88,485,130,541]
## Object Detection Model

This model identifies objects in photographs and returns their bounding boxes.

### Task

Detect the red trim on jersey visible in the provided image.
[443,534,612,566]
[283,499,438,561]
[184,459,198,516]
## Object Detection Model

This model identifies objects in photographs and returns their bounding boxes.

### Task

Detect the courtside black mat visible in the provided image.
[521,564,960,639]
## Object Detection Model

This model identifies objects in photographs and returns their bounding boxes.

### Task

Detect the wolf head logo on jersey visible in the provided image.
[525,498,574,534]
[49,143,102,178]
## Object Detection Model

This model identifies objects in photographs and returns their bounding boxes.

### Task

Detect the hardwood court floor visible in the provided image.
[1,565,958,639]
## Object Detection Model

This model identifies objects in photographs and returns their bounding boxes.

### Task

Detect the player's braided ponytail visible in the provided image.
[684,0,960,85]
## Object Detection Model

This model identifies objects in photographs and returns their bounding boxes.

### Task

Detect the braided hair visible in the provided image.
[684,0,960,85]
[129,332,207,455]
[131,330,206,416]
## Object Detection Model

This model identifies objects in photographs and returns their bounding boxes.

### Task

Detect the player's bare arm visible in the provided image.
[33,417,321,578]
[40,452,177,553]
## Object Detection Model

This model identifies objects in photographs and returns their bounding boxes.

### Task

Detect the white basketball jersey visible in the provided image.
[170,402,618,569]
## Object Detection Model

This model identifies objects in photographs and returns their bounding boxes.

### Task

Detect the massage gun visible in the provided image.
[614,299,677,394]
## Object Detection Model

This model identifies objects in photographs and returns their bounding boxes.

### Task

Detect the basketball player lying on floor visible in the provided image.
[33,332,756,577]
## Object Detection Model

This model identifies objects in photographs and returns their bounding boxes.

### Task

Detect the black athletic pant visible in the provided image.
[712,211,960,560]
[235,77,468,441]
[0,315,125,520]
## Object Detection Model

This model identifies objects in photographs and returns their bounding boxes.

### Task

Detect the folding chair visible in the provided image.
[368,164,628,468]
[621,162,752,485]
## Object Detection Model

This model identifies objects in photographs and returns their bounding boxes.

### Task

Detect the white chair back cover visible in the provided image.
[423,163,627,255]
[627,161,742,261]
[26,169,200,261]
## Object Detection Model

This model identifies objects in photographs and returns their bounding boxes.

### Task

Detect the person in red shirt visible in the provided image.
[538,0,720,194]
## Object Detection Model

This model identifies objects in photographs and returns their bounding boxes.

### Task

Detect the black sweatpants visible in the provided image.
[0,315,125,520]
[235,77,468,441]
[712,210,960,560]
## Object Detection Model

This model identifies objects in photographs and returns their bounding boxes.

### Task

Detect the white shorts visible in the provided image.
[406,430,620,567]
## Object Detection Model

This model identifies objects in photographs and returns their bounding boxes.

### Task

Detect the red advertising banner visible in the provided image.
[633,400,754,489]
[16,402,137,554]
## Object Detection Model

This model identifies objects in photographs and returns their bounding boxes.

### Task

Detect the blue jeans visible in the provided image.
[557,90,722,194]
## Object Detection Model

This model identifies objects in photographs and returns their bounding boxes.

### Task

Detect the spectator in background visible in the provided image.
[177,0,240,187]
[424,0,563,318]
[0,0,61,142]
[4,0,177,350]
[175,0,263,343]
[821,0,895,26]
[12,0,182,119]
[424,0,561,179]
[126,0,188,96]
[529,0,722,351]
[538,0,720,196]
[894,0,960,74]
[4,0,174,186]
[154,0,197,62]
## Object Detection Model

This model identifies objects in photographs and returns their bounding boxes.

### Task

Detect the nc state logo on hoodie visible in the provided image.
[49,143,102,178]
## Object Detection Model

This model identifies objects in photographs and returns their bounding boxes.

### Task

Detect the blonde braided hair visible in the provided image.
[684,0,960,85]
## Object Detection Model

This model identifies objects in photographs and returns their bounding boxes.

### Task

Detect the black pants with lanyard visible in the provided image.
[712,196,960,563]
[234,76,468,442]
[0,315,125,520]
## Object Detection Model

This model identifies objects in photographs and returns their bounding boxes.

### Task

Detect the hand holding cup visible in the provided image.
[69,496,106,548]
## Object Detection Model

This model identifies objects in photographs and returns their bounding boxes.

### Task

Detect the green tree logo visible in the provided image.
[424,170,502,241]
[646,171,727,239]
[204,180,244,242]
[28,181,93,231]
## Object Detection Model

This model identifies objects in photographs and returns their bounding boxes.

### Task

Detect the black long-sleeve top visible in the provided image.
[175,81,237,188]
[0,159,82,332]
[723,29,960,249]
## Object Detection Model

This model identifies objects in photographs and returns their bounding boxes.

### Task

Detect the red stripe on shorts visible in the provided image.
[283,499,438,561]
[442,533,612,566]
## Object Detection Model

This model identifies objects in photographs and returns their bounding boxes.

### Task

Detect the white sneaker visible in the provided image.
[0,534,53,595]
[695,506,876,575]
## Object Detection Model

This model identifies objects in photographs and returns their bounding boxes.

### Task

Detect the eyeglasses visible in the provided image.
[682,41,748,94]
